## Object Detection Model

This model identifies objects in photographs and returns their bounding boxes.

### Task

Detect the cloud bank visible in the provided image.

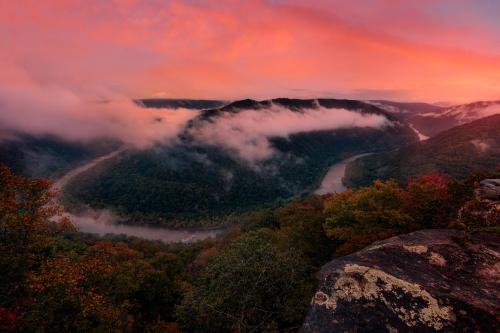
[0,83,197,147]
[190,104,389,162]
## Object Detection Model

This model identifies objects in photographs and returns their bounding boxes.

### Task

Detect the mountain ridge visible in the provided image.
[62,98,417,225]
[370,99,500,137]
[344,114,500,187]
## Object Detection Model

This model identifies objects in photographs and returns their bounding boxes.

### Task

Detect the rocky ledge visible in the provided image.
[302,229,500,332]
[476,179,500,201]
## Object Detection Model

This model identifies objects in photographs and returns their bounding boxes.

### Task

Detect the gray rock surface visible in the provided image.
[302,229,500,332]
[476,179,500,201]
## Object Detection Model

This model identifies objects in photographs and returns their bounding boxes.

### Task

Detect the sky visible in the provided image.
[1,0,500,105]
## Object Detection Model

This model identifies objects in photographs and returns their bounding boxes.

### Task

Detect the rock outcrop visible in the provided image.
[457,179,500,228]
[302,230,500,332]
[476,179,500,201]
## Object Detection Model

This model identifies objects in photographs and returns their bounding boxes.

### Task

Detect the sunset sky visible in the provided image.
[1,0,500,103]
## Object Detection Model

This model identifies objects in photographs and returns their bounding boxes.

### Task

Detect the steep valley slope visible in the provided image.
[63,98,417,225]
[344,114,500,188]
[0,133,120,179]
[370,99,500,138]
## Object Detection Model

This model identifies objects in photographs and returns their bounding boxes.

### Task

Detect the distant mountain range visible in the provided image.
[369,100,500,138]
[344,114,500,188]
[136,98,226,109]
[139,97,500,139]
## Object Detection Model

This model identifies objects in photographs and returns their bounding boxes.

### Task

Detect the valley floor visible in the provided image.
[55,148,225,242]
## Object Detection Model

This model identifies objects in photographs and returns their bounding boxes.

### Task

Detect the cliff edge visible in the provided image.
[302,229,500,332]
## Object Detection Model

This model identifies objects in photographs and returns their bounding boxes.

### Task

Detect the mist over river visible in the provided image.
[54,149,223,243]
[67,208,221,243]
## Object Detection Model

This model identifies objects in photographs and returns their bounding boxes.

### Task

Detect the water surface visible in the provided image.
[315,153,373,195]
[55,150,223,243]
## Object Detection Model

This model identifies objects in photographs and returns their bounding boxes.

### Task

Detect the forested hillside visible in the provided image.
[1,163,496,332]
[370,99,500,138]
[344,114,500,188]
[368,100,446,137]
[0,134,119,179]
[63,98,417,225]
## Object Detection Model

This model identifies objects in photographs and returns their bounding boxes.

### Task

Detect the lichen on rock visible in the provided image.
[313,264,454,329]
[403,245,428,254]
[302,230,500,333]
[428,252,446,266]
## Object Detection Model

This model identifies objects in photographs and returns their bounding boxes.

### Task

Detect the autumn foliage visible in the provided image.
[0,165,193,332]
[323,175,458,255]
[0,164,489,332]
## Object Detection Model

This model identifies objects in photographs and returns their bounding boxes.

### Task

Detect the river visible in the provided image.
[54,149,223,243]
[66,209,221,243]
[56,151,368,242]
[314,153,373,195]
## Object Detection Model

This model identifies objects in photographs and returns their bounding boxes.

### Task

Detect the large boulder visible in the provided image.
[302,230,500,332]
[458,179,500,228]
[476,179,500,201]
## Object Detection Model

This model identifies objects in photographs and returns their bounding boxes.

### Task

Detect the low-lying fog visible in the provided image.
[66,208,221,243]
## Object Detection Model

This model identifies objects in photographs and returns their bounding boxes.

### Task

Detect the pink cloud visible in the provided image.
[189,103,390,162]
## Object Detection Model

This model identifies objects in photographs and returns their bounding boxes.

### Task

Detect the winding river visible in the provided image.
[55,151,369,242]
[54,149,222,243]
[62,209,221,243]
[314,153,373,195]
